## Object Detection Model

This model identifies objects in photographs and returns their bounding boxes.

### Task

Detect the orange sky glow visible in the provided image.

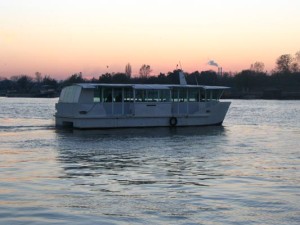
[1,0,300,79]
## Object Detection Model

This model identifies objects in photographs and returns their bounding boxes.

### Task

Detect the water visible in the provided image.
[0,98,299,225]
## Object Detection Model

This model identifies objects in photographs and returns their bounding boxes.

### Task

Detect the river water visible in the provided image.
[0,98,299,225]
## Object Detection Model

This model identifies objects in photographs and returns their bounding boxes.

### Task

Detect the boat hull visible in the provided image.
[55,102,231,129]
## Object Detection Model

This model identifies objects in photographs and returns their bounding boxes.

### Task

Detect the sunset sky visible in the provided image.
[1,0,300,79]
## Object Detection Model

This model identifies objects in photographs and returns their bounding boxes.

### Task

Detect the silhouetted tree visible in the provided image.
[89,77,98,83]
[276,54,293,74]
[199,70,218,85]
[187,71,201,85]
[11,75,33,93]
[35,72,42,83]
[112,73,130,83]
[234,70,256,92]
[167,70,180,84]
[99,73,112,83]
[139,64,152,78]
[62,72,85,86]
[295,51,300,64]
[250,61,265,73]
[0,78,15,92]
[290,51,300,72]
[125,63,132,78]
[157,73,168,84]
[42,75,58,87]
[235,69,270,92]
[1,51,300,98]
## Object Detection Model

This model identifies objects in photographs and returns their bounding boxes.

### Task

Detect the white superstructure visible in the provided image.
[55,78,231,129]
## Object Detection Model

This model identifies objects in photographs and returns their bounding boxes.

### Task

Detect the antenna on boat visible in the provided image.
[179,61,183,70]
[178,61,187,85]
[195,75,199,85]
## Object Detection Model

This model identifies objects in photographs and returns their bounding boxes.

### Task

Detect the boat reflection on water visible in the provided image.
[53,126,229,221]
[55,126,227,187]
[55,125,226,139]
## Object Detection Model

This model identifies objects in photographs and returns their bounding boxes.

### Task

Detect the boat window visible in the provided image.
[188,89,199,102]
[146,90,158,102]
[113,88,122,102]
[93,87,102,102]
[205,89,223,101]
[135,89,170,102]
[200,89,205,101]
[159,90,171,102]
[124,88,133,102]
[172,88,186,102]
[103,88,112,102]
[179,89,187,102]
[135,90,145,102]
[172,89,178,102]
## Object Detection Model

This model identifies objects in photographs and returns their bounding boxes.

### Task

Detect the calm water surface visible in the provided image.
[0,98,299,224]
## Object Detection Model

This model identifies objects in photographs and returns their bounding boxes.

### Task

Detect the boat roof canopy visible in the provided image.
[75,83,230,90]
[77,83,132,89]
[201,85,231,90]
[133,84,170,90]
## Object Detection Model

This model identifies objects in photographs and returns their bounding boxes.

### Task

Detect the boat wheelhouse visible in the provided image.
[55,80,230,129]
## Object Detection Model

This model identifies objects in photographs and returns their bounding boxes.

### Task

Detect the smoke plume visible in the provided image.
[208,60,218,67]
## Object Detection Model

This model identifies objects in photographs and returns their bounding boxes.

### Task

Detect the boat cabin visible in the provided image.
[58,84,228,116]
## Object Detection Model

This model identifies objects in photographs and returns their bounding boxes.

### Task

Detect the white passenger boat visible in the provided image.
[55,72,230,129]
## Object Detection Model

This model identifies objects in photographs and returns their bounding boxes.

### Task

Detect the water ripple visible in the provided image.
[0,99,300,224]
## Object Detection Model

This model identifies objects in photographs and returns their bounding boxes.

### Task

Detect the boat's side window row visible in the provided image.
[93,87,222,103]
[172,88,206,102]
[93,87,133,102]
[135,90,170,102]
[93,87,171,103]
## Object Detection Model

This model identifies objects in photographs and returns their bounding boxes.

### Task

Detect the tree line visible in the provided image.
[0,52,300,98]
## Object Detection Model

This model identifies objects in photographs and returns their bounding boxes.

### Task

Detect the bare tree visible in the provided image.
[291,51,300,72]
[125,63,132,78]
[250,62,265,73]
[139,64,152,78]
[290,63,299,73]
[276,54,293,73]
[35,72,42,83]
[295,51,300,63]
